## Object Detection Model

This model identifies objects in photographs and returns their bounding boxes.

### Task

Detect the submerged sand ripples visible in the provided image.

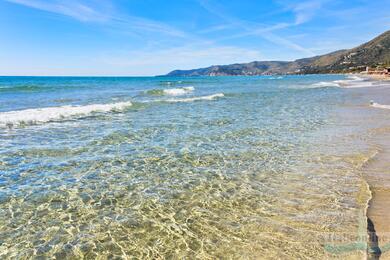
[0,135,370,258]
[0,76,375,259]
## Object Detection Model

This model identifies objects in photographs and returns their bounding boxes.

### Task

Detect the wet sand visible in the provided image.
[365,132,390,259]
[351,79,390,259]
[338,76,390,259]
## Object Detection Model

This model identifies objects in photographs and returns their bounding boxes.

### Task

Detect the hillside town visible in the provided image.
[362,66,390,76]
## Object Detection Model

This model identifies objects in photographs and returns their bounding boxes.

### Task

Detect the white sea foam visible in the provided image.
[0,101,133,127]
[183,86,195,91]
[164,93,224,103]
[334,75,377,88]
[292,81,339,89]
[344,75,363,81]
[371,102,390,110]
[311,81,341,88]
[342,82,376,88]
[309,75,380,89]
[163,87,195,96]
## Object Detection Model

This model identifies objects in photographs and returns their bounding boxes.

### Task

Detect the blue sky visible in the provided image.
[0,0,389,76]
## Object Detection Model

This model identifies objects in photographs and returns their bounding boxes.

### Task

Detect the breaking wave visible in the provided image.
[370,102,390,110]
[163,93,225,103]
[311,81,341,88]
[309,75,381,89]
[334,75,375,88]
[0,102,133,128]
[291,81,340,89]
[146,87,195,96]
[0,92,224,128]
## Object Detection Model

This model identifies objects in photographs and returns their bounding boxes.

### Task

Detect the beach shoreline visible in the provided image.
[364,132,390,259]
[347,78,390,259]
[358,73,390,82]
[332,74,390,258]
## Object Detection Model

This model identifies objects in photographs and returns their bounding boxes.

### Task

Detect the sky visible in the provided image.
[0,0,389,76]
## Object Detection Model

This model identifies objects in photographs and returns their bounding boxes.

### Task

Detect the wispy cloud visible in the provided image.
[261,33,315,56]
[110,16,190,39]
[197,0,316,56]
[290,0,325,25]
[5,0,111,22]
[4,0,190,38]
[97,45,264,75]
[197,24,233,34]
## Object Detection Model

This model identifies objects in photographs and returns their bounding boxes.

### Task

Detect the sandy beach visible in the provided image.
[365,132,390,259]
[350,77,390,259]
[363,74,390,82]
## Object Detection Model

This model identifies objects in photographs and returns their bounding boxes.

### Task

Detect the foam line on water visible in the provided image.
[311,81,341,88]
[0,101,133,127]
[163,86,195,96]
[146,87,195,96]
[371,102,390,110]
[164,93,224,103]
[309,76,380,89]
[335,75,376,88]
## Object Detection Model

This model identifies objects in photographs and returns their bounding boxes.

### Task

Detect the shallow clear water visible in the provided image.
[0,75,381,258]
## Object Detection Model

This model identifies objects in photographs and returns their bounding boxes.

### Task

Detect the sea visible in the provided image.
[1,75,390,259]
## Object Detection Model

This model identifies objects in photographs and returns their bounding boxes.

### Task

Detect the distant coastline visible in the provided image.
[165,30,390,77]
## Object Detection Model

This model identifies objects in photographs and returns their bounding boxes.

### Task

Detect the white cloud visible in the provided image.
[5,0,111,22]
[5,0,189,38]
[2,0,333,76]
[261,33,315,56]
[292,0,324,25]
[273,0,327,25]
[197,0,313,56]
[197,24,233,34]
[96,45,264,75]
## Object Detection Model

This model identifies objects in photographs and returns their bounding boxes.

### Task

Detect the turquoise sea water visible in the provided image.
[0,75,384,258]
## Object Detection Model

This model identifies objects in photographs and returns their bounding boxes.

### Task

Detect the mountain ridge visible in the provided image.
[166,30,390,76]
